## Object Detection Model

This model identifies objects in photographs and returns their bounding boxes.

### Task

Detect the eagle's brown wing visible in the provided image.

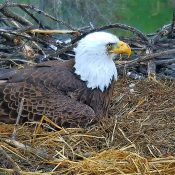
[5,60,84,92]
[0,60,96,127]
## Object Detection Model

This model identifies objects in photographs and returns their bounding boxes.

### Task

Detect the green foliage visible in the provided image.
[0,0,174,33]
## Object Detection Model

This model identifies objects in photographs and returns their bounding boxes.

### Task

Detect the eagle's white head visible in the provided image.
[74,32,131,91]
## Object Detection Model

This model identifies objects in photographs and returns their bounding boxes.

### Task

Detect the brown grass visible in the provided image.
[0,78,175,174]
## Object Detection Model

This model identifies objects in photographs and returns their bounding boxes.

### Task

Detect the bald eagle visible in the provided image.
[0,32,131,127]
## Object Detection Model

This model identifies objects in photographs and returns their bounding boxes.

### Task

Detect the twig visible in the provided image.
[5,3,77,30]
[72,23,149,44]
[148,61,156,80]
[0,0,9,10]
[152,24,171,43]
[94,23,149,42]
[0,7,32,26]
[4,138,50,160]
[49,43,77,58]
[118,127,133,144]
[171,10,175,37]
[117,49,175,66]
[18,4,45,29]
[154,58,175,65]
[11,98,24,140]
[0,146,21,174]
[0,28,51,46]
[146,47,156,80]
[30,29,80,35]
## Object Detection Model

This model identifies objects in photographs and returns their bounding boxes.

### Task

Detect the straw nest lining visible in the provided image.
[0,78,175,174]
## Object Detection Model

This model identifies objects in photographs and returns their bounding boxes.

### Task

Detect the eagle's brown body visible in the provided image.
[0,60,115,127]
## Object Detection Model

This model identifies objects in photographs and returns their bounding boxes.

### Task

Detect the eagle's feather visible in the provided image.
[0,32,131,127]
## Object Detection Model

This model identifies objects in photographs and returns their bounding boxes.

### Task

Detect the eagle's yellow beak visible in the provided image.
[110,41,131,57]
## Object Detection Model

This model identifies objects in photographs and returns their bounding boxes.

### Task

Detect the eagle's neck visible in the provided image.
[74,47,117,92]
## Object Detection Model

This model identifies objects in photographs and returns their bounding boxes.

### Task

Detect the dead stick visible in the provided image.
[30,29,80,35]
[152,24,171,43]
[117,49,175,66]
[0,29,50,46]
[148,61,156,80]
[11,98,24,140]
[72,23,149,44]
[0,0,9,10]
[146,46,156,80]
[6,3,76,30]
[171,10,175,37]
[19,4,45,29]
[154,58,175,65]
[1,7,32,26]
[49,43,77,57]
[95,23,149,42]
[3,138,50,160]
[0,146,21,174]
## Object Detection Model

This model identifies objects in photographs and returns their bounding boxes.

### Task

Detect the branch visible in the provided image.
[5,3,77,30]
[18,4,45,29]
[117,49,175,66]
[152,24,171,43]
[72,23,149,44]
[0,7,32,26]
[30,29,80,35]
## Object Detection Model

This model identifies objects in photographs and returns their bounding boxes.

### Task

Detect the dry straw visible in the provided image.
[1,78,175,174]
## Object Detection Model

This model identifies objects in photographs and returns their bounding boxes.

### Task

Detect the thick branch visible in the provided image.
[118,49,175,66]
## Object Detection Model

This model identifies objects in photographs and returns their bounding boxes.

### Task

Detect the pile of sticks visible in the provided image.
[1,2,175,80]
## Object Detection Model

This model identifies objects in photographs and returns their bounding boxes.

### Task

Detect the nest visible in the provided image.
[1,78,175,174]
[1,1,175,174]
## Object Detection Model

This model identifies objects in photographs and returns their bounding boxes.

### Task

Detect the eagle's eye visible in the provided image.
[106,43,114,51]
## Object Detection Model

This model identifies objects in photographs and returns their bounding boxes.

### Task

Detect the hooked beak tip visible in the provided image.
[112,41,132,57]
